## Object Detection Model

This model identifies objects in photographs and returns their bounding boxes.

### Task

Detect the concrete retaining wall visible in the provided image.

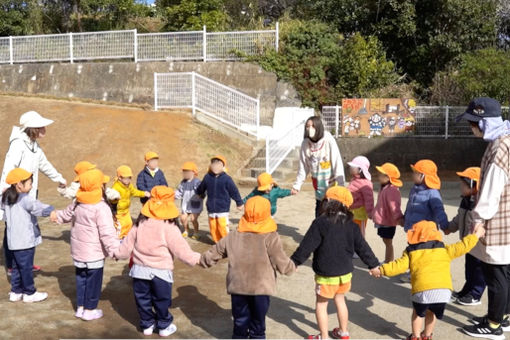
[0,61,301,125]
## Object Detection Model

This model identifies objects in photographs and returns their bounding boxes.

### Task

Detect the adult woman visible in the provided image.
[1,110,67,274]
[292,116,345,217]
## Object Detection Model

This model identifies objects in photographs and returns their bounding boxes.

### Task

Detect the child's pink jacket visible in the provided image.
[373,184,404,227]
[57,200,120,263]
[348,177,374,219]
[114,218,200,270]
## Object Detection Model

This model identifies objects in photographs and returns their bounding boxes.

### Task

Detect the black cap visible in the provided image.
[456,97,502,123]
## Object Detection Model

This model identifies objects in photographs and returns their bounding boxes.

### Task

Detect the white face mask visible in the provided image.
[308,127,316,139]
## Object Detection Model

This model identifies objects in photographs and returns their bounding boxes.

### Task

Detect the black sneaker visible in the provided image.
[471,316,510,332]
[457,294,482,306]
[451,291,461,302]
[463,322,505,340]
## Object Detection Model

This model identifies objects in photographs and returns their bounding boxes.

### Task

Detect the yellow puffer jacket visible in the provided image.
[381,234,479,294]
[111,180,145,215]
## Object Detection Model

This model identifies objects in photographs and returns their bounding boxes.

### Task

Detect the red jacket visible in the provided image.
[348,177,374,219]
[373,184,403,227]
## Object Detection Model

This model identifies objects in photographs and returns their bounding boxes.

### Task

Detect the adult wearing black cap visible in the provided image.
[457,97,510,339]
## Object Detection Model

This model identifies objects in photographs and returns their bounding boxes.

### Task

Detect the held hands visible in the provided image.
[50,210,58,223]
[237,204,244,211]
[473,223,486,238]
[369,267,382,278]
[291,188,299,195]
[144,191,151,198]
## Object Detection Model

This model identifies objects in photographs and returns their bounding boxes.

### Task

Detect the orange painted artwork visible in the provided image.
[341,98,416,137]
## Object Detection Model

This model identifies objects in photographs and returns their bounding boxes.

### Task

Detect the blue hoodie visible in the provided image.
[196,171,243,214]
[404,184,449,231]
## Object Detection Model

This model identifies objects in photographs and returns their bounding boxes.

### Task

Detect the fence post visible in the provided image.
[191,72,196,117]
[256,95,260,140]
[133,29,138,63]
[69,32,74,63]
[154,73,158,111]
[202,25,207,62]
[275,22,279,52]
[335,105,340,138]
[445,105,449,140]
[9,36,13,65]
[265,136,270,173]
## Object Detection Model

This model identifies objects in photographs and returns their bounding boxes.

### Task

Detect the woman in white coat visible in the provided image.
[1,111,67,274]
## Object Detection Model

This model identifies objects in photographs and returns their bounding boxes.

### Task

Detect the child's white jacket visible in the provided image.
[58,181,120,201]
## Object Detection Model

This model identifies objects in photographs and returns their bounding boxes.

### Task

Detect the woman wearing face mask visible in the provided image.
[292,116,345,217]
[0,111,67,276]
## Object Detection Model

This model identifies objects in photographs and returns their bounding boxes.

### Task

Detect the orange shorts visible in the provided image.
[315,281,351,299]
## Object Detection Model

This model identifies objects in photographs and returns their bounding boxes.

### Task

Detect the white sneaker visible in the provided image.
[75,306,84,318]
[159,323,177,337]
[143,324,155,336]
[23,291,48,303]
[8,292,22,302]
[81,309,103,321]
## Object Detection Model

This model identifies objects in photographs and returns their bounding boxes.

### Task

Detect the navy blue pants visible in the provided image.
[133,277,173,330]
[482,262,510,324]
[459,253,486,300]
[315,200,322,218]
[3,224,13,269]
[75,267,104,310]
[11,247,36,295]
[231,294,270,339]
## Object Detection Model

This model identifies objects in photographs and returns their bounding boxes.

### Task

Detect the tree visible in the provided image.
[159,0,229,31]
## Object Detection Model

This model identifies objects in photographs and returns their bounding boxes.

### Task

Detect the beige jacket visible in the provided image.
[200,230,295,295]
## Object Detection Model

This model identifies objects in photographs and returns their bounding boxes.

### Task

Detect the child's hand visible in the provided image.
[237,205,244,211]
[473,223,486,238]
[291,188,299,195]
[443,228,451,235]
[398,218,405,226]
[50,210,58,223]
[369,267,382,278]
[144,191,151,198]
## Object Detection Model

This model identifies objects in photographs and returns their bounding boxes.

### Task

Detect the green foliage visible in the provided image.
[160,0,229,31]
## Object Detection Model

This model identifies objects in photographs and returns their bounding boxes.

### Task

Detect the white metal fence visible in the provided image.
[0,24,278,64]
[154,72,260,138]
[266,119,306,174]
[321,105,510,139]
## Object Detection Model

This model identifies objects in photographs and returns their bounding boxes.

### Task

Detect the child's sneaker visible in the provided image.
[81,309,103,321]
[75,306,84,318]
[463,321,504,340]
[182,231,188,238]
[22,291,48,303]
[405,335,420,340]
[420,332,433,340]
[332,327,350,339]
[143,324,155,336]
[457,294,481,306]
[32,265,41,272]
[191,233,200,240]
[159,323,177,337]
[307,335,321,339]
[8,292,22,302]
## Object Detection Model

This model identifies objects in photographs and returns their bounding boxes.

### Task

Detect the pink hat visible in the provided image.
[348,156,371,180]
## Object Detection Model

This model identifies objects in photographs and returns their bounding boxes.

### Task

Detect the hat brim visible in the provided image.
[23,117,54,129]
[424,175,441,190]
[455,112,482,123]
[390,178,403,187]
[257,184,272,191]
[348,162,371,180]
[238,216,277,233]
[141,202,179,220]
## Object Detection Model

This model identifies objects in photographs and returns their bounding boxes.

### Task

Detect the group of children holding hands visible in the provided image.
[1,144,488,340]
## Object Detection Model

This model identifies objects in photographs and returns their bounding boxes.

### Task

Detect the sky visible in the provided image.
[137,0,155,4]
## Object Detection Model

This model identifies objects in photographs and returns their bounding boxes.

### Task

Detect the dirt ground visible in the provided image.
[0,95,490,339]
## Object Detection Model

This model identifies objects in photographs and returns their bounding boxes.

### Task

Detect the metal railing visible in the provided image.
[321,105,510,139]
[154,72,260,138]
[266,119,306,174]
[0,24,278,64]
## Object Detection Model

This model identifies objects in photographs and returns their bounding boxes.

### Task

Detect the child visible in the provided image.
[201,196,295,339]
[444,167,486,306]
[404,160,449,232]
[373,163,404,263]
[136,151,168,204]
[196,155,244,243]
[54,168,120,320]
[57,161,120,201]
[243,172,293,216]
[371,220,485,340]
[2,168,55,303]
[347,156,374,238]
[175,161,203,239]
[114,186,200,337]
[112,165,150,239]
[291,186,380,340]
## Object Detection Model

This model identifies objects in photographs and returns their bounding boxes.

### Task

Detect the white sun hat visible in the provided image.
[347,155,371,180]
[19,111,54,130]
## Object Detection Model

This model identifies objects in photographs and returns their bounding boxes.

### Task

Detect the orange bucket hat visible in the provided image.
[325,186,354,208]
[211,155,227,166]
[410,159,441,190]
[77,168,104,204]
[73,161,96,181]
[141,186,179,220]
[456,167,481,190]
[407,220,443,244]
[6,168,32,185]
[182,161,198,176]
[257,172,276,191]
[116,165,133,178]
[376,163,403,187]
[145,151,159,162]
[238,196,277,234]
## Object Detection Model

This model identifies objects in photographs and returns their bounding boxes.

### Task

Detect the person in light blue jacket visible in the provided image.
[404,159,449,232]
